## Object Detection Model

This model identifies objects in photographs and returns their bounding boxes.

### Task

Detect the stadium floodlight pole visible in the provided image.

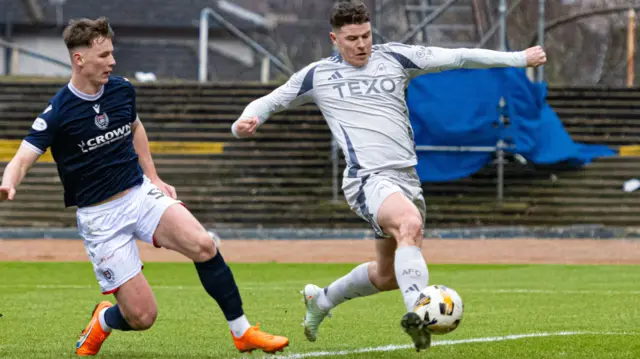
[537,0,545,82]
[498,0,507,51]
[198,6,293,82]
[495,0,507,202]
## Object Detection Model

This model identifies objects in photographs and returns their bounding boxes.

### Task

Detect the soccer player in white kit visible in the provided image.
[232,0,547,351]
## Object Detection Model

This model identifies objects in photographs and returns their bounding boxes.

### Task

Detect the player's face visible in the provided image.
[73,37,116,86]
[331,22,373,67]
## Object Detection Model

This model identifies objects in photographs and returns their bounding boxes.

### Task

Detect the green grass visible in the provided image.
[0,263,639,358]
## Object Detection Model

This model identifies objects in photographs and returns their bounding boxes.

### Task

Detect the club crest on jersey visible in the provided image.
[102,268,115,282]
[94,113,110,130]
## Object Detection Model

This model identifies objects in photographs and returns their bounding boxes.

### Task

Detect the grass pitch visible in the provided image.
[0,262,639,358]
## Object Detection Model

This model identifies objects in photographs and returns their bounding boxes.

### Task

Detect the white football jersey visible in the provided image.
[238,43,527,178]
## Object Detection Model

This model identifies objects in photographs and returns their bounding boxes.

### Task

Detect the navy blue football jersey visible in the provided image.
[23,76,143,207]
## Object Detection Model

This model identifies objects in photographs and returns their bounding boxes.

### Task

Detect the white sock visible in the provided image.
[394,246,429,311]
[98,308,112,333]
[317,262,380,312]
[229,315,251,338]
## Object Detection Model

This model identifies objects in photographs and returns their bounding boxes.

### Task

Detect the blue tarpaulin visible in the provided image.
[406,67,616,182]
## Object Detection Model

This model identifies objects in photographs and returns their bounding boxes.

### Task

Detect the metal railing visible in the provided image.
[414,97,512,202]
[399,0,462,44]
[198,4,293,83]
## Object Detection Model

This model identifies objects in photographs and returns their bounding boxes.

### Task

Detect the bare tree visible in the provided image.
[501,0,640,85]
[232,0,640,85]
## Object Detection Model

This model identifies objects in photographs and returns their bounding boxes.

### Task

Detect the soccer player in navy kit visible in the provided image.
[0,17,288,356]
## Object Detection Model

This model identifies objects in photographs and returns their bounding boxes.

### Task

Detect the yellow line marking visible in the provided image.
[0,139,224,162]
[619,145,640,156]
[148,141,224,155]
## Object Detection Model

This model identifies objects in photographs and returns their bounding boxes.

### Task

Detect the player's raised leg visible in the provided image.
[302,173,416,342]
[152,203,289,354]
[302,236,399,341]
[377,192,431,351]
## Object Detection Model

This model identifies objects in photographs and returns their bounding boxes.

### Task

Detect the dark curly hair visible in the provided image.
[330,0,370,29]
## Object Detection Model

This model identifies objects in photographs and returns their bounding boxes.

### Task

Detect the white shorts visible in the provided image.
[342,167,426,238]
[76,176,182,294]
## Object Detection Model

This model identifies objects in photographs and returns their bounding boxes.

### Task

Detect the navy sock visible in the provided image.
[104,304,133,331]
[194,251,244,321]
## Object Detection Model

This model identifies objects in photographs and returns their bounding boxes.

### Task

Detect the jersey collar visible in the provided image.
[67,81,105,101]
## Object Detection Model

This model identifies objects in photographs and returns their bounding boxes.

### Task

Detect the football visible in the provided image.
[412,284,464,334]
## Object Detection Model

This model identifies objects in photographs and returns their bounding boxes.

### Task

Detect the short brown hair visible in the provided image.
[330,0,370,29]
[62,16,114,50]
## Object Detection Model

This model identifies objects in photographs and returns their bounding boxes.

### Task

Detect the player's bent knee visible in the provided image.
[192,231,217,262]
[125,306,157,330]
[397,215,424,246]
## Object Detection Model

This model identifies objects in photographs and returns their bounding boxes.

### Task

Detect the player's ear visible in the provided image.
[71,51,84,66]
[329,31,338,45]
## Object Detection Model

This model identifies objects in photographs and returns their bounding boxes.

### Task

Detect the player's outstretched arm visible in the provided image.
[388,43,546,76]
[0,143,41,201]
[131,118,176,198]
[231,63,318,139]
[428,45,547,70]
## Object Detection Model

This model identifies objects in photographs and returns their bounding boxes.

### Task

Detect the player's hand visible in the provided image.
[0,185,16,201]
[525,46,547,67]
[151,178,177,199]
[232,116,259,138]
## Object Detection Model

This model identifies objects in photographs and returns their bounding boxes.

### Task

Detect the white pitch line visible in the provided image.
[2,284,640,295]
[474,289,640,295]
[268,331,637,359]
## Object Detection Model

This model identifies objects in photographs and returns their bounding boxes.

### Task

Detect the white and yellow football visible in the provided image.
[412,284,464,335]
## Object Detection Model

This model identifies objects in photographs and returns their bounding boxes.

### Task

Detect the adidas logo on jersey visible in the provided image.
[328,71,343,80]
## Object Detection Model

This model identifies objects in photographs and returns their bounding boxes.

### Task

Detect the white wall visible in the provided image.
[11,35,72,77]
